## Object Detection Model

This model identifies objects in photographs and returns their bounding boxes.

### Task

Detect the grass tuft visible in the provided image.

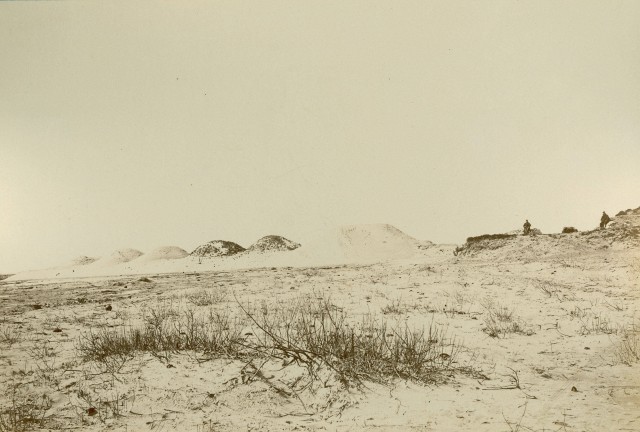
[77,295,470,386]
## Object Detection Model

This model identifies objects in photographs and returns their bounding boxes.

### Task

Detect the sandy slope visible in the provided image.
[0,218,638,431]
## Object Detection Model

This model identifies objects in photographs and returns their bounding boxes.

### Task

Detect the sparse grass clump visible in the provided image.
[614,324,640,365]
[185,288,228,306]
[482,300,533,338]
[0,383,51,432]
[77,295,469,386]
[0,325,21,347]
[537,282,559,298]
[77,308,243,365]
[578,314,618,335]
[381,298,404,315]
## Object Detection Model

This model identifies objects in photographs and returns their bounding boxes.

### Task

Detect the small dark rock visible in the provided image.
[571,386,578,392]
[31,304,42,310]
[53,327,62,333]
[87,407,97,416]
[138,277,152,283]
[106,305,112,311]
[584,347,590,350]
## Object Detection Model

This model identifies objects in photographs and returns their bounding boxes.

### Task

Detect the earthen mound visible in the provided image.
[70,256,99,265]
[108,248,144,263]
[144,246,189,260]
[338,224,420,261]
[190,241,246,257]
[247,235,301,253]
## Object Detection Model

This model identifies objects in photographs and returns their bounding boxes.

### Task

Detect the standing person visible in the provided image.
[600,211,611,229]
[523,219,531,235]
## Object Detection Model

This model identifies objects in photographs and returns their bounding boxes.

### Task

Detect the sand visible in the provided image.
[0,218,638,431]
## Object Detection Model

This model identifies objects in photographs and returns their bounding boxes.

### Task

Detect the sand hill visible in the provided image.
[142,246,189,261]
[69,256,98,266]
[247,235,301,253]
[91,248,144,266]
[190,241,245,257]
[337,224,421,262]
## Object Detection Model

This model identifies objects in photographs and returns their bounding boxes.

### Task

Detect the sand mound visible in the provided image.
[191,241,245,257]
[337,224,420,262]
[247,235,301,253]
[143,246,189,261]
[70,256,98,266]
[95,248,144,265]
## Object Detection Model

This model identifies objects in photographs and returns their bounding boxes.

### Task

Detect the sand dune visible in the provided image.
[338,223,420,261]
[140,246,189,261]
[93,248,144,266]
[7,224,427,281]
[246,235,301,253]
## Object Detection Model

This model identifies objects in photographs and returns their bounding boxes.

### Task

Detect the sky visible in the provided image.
[1,1,639,273]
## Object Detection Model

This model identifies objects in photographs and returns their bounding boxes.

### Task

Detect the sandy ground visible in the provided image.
[1,235,639,431]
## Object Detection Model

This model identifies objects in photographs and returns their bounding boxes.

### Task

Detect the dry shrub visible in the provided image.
[0,383,52,432]
[185,288,228,306]
[615,324,640,365]
[77,295,471,386]
[482,300,533,338]
[466,234,516,243]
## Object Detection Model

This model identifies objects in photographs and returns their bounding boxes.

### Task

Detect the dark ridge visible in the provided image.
[466,233,516,243]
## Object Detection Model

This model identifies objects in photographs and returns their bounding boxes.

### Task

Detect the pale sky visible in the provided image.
[1,1,639,273]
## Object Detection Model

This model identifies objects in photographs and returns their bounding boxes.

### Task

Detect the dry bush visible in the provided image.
[577,313,619,335]
[71,385,127,423]
[537,283,559,298]
[615,324,640,365]
[77,308,244,365]
[237,296,467,385]
[381,298,404,315]
[77,295,471,386]
[0,383,52,432]
[185,288,228,306]
[569,305,588,320]
[0,325,21,347]
[25,340,62,385]
[442,291,475,317]
[482,300,533,338]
